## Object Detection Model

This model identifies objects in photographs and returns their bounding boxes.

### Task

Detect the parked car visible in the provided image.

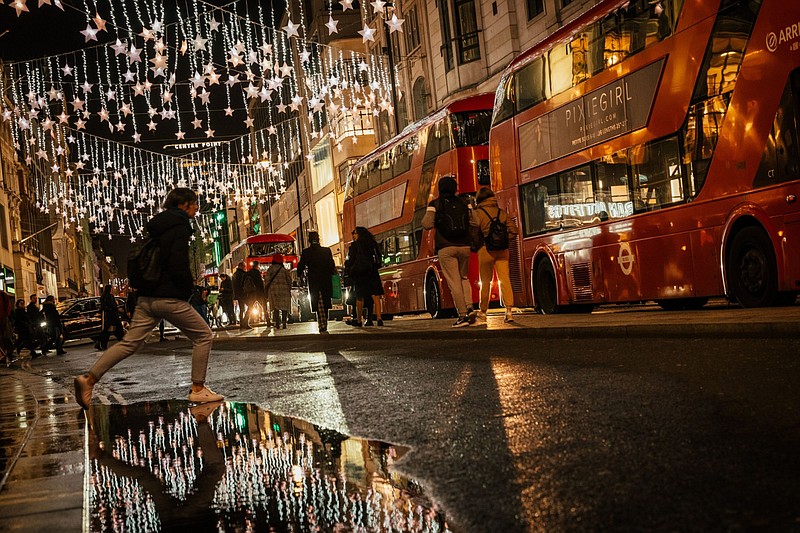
[56,297,128,341]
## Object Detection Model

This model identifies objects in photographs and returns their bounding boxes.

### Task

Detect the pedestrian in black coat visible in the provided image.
[42,295,66,355]
[232,262,248,328]
[296,231,336,333]
[218,273,236,326]
[14,299,42,358]
[26,294,47,353]
[95,285,124,350]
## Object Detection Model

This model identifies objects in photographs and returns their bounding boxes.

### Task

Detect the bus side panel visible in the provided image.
[689,228,724,297]
[490,120,517,193]
[749,183,800,291]
[633,231,696,301]
[380,260,423,315]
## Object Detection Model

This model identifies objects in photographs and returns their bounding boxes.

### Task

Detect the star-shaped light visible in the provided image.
[11,0,30,16]
[192,117,203,129]
[128,45,142,63]
[197,89,211,104]
[123,69,136,82]
[205,127,215,138]
[75,118,86,130]
[147,120,157,131]
[80,81,93,94]
[209,18,220,32]
[61,64,73,77]
[193,35,208,52]
[110,38,127,56]
[175,130,186,140]
[224,106,234,116]
[340,0,354,10]
[80,24,99,42]
[283,19,300,38]
[139,27,155,41]
[358,24,376,42]
[371,0,386,13]
[93,12,107,32]
[243,116,254,128]
[132,133,141,143]
[325,16,339,34]
[105,88,116,100]
[387,13,405,33]
[225,73,240,87]
[119,102,132,117]
[245,83,260,99]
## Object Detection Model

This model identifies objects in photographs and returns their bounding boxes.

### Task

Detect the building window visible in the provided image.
[562,0,573,6]
[405,6,421,51]
[454,0,481,64]
[439,0,454,71]
[0,205,7,250]
[527,0,543,20]
[412,77,428,121]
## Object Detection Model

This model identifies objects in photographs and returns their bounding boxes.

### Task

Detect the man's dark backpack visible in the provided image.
[435,196,470,240]
[127,235,161,290]
[479,207,510,251]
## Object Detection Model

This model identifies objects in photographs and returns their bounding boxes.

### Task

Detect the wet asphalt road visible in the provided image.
[38,333,800,532]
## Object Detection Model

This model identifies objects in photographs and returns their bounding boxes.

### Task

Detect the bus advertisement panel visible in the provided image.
[343,93,498,318]
[489,0,800,313]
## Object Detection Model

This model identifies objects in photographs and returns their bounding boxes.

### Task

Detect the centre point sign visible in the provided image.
[519,58,664,170]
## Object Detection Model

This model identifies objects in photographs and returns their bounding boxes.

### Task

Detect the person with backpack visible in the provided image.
[74,188,223,410]
[422,175,480,327]
[474,187,519,323]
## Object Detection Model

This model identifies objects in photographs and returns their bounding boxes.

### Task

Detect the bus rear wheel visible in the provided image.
[726,226,778,308]
[425,275,444,319]
[533,260,559,314]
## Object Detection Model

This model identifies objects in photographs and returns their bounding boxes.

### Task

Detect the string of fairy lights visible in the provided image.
[1,0,405,243]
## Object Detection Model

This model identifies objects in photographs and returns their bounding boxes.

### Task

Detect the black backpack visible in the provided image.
[435,196,470,240]
[127,235,161,290]
[480,207,510,251]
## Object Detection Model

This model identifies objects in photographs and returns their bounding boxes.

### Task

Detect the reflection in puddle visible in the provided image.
[88,401,449,532]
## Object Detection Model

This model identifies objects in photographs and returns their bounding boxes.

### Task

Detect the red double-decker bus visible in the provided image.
[221,234,299,274]
[489,0,800,313]
[342,93,497,317]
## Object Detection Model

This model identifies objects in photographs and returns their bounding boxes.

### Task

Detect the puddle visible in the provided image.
[87,401,450,532]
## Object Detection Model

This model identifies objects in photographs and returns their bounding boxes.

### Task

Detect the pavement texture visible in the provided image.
[0,299,798,531]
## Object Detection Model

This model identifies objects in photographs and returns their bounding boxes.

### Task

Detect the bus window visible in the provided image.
[451,110,491,147]
[548,43,573,97]
[393,137,416,177]
[515,56,546,113]
[595,152,634,220]
[416,161,436,210]
[683,95,729,195]
[558,166,594,228]
[493,74,515,125]
[755,69,800,188]
[520,175,561,235]
[424,119,453,161]
[631,137,685,211]
[355,165,370,196]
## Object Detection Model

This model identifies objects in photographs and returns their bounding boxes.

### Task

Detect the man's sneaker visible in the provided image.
[452,316,470,328]
[475,311,487,323]
[504,309,514,323]
[467,308,478,325]
[188,386,224,403]
[74,374,93,409]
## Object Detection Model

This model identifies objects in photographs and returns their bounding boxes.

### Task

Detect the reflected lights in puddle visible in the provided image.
[88,401,450,532]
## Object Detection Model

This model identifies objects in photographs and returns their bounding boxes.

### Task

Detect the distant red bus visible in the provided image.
[342,93,498,317]
[489,0,800,313]
[221,234,299,274]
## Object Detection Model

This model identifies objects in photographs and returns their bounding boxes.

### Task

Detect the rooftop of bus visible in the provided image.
[351,92,495,170]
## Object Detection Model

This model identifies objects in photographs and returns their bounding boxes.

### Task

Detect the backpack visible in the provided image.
[127,235,161,290]
[480,207,510,251]
[435,196,470,240]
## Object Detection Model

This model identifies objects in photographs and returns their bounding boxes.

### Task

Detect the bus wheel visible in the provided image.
[533,260,559,314]
[656,297,709,311]
[425,275,443,319]
[727,226,778,307]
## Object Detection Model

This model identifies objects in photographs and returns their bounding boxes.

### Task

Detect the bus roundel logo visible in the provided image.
[618,242,634,276]
[767,32,778,52]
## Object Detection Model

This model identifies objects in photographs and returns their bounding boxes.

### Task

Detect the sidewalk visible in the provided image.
[0,300,797,531]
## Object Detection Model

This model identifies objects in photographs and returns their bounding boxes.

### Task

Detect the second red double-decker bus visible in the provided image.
[221,234,299,274]
[490,0,800,313]
[342,93,497,317]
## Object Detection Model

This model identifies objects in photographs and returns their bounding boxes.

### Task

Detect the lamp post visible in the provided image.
[383,2,401,136]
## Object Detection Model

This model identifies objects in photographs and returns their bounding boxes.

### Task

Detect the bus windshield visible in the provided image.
[248,241,296,257]
[451,110,491,147]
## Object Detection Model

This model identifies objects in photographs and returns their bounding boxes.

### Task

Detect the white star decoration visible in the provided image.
[387,13,405,33]
[358,24,376,42]
[283,19,300,38]
[325,16,339,34]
